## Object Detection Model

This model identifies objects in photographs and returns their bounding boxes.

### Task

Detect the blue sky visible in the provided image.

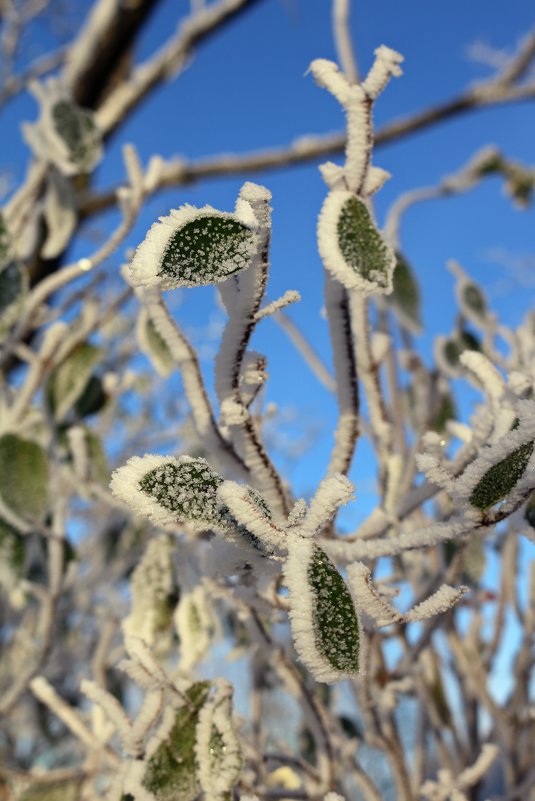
[2,0,535,512]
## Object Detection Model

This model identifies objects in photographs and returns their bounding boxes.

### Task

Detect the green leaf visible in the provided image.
[51,100,101,172]
[195,691,242,801]
[137,308,174,377]
[139,457,225,528]
[318,192,395,294]
[73,375,107,418]
[388,252,421,331]
[47,342,101,419]
[143,682,211,801]
[0,260,28,335]
[431,390,456,434]
[160,215,257,288]
[0,434,49,519]
[308,545,360,674]
[18,780,82,801]
[462,284,486,319]
[469,440,535,510]
[285,538,361,682]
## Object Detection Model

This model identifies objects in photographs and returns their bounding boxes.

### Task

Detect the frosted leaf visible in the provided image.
[450,262,487,324]
[127,204,259,291]
[469,440,534,510]
[0,212,10,264]
[300,473,355,538]
[462,284,486,319]
[524,492,535,529]
[0,518,25,596]
[110,455,227,530]
[17,780,82,801]
[318,191,395,294]
[41,169,77,259]
[74,376,107,419]
[453,403,535,511]
[142,682,211,801]
[123,535,176,646]
[137,307,175,377]
[175,585,216,672]
[22,79,102,175]
[404,584,468,621]
[51,101,100,170]
[435,329,481,377]
[0,434,49,520]
[216,480,279,553]
[195,685,242,801]
[46,342,101,420]
[454,534,486,584]
[387,252,421,333]
[0,260,28,338]
[0,214,28,337]
[284,535,361,683]
[348,562,466,626]
[111,455,270,552]
[363,166,391,195]
[459,351,505,403]
[362,45,404,97]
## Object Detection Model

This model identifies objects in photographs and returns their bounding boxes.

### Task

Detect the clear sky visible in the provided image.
[2,0,535,511]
